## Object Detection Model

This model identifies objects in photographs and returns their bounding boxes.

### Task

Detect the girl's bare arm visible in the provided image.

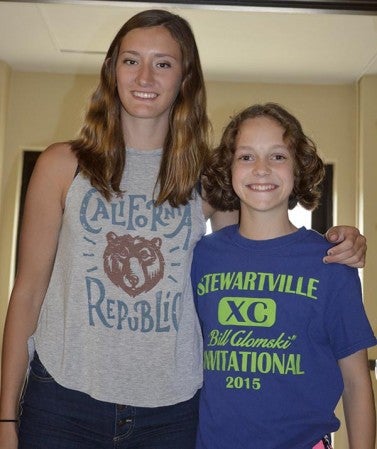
[339,349,376,449]
[0,143,77,448]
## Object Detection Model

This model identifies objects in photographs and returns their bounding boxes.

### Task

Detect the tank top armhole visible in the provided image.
[74,165,81,178]
[195,180,202,197]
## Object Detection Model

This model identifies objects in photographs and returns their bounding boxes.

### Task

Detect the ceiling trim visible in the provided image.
[125,0,377,13]
[2,0,377,14]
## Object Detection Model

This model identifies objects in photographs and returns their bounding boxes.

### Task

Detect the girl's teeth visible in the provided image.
[134,92,157,99]
[250,184,275,191]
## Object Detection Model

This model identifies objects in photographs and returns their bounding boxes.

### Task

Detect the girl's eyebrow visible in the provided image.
[270,144,290,151]
[235,145,253,151]
[118,49,179,60]
[235,144,289,151]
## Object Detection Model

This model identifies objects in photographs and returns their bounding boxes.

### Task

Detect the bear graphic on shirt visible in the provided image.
[103,231,165,297]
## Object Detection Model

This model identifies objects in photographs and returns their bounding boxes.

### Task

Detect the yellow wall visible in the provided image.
[0,69,375,447]
[358,76,377,448]
[0,61,11,341]
[359,75,377,344]
[0,61,10,217]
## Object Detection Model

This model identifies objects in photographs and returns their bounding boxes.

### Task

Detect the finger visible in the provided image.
[325,230,341,243]
[323,247,365,268]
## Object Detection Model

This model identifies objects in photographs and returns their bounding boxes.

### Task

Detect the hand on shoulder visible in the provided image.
[323,225,366,268]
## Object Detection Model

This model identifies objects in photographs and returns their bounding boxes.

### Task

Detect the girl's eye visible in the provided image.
[123,59,137,65]
[272,154,287,161]
[156,62,172,68]
[239,154,253,161]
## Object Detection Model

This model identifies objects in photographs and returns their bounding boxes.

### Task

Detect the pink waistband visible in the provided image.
[312,442,325,449]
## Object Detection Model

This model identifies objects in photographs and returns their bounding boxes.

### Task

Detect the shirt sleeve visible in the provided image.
[324,266,377,360]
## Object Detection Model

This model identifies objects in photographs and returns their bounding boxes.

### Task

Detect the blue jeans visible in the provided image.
[18,353,199,449]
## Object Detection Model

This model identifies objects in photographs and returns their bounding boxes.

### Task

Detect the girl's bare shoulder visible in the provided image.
[38,141,77,169]
[36,142,77,180]
[32,142,79,206]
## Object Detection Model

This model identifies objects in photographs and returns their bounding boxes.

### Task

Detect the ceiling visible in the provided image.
[1,1,377,84]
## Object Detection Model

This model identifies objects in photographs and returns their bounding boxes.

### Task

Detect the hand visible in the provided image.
[323,225,367,268]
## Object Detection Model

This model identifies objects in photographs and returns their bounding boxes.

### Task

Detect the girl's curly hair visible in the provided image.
[203,102,325,212]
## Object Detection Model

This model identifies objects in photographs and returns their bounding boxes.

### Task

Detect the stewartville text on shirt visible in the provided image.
[196,271,319,300]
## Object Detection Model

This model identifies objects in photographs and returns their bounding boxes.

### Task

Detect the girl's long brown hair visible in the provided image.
[203,103,325,212]
[71,9,210,207]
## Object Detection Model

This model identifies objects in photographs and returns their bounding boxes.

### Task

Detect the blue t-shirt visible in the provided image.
[191,225,376,449]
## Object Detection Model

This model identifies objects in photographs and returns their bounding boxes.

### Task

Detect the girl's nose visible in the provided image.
[136,63,154,86]
[252,159,271,176]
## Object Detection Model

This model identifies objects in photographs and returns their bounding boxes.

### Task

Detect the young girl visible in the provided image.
[192,103,376,449]
[0,10,367,449]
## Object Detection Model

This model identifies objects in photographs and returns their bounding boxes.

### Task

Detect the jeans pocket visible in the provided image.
[29,353,53,382]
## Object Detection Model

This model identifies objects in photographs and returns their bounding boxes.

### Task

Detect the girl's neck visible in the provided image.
[122,115,168,151]
[238,209,298,241]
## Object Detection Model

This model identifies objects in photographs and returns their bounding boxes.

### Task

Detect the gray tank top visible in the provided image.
[33,147,205,406]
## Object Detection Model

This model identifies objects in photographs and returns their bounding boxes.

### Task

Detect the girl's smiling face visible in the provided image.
[231,116,295,216]
[115,25,183,124]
